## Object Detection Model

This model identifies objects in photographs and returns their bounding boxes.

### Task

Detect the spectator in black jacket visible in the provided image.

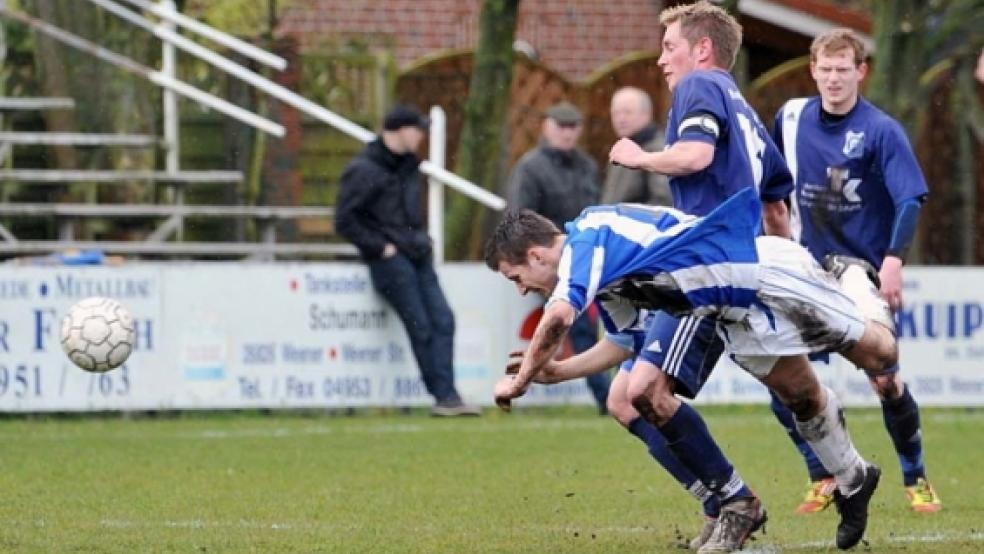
[336,105,480,417]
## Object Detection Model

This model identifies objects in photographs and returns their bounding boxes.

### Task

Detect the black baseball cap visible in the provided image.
[383,104,430,131]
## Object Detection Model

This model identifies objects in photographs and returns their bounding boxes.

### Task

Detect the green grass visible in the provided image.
[0,406,981,552]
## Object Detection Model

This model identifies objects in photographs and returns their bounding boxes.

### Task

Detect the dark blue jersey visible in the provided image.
[666,69,793,216]
[773,97,928,268]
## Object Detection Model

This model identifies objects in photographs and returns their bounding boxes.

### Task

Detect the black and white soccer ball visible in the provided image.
[60,297,135,372]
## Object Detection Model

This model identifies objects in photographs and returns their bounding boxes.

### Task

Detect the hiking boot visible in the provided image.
[697,496,767,553]
[834,464,881,550]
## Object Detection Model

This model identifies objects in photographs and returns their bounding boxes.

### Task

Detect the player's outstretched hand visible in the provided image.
[494,376,516,412]
[609,137,645,168]
[505,350,524,375]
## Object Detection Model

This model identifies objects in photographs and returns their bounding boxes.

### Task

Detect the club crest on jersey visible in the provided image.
[842,130,865,159]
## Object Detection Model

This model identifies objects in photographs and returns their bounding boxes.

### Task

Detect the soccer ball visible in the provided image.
[60,297,135,372]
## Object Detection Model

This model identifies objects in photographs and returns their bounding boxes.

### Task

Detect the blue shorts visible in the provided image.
[633,311,725,399]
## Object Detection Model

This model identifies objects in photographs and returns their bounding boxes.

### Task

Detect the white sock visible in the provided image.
[794,386,868,497]
[840,265,894,332]
[687,480,714,505]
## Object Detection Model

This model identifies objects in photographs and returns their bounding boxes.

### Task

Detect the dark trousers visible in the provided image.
[568,311,610,410]
[368,253,459,403]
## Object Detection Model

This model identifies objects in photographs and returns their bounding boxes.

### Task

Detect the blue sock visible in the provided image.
[627,417,720,517]
[658,403,752,503]
[769,390,830,481]
[881,384,925,486]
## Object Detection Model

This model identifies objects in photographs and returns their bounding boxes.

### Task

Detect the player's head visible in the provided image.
[485,209,563,296]
[658,0,742,90]
[810,28,868,113]
[610,87,653,139]
[542,101,584,151]
[381,104,429,153]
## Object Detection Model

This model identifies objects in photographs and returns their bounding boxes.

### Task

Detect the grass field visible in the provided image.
[1,405,981,553]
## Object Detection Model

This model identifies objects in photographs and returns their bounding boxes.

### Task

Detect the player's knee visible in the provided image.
[864,341,897,371]
[607,396,637,426]
[867,372,900,399]
[849,333,897,372]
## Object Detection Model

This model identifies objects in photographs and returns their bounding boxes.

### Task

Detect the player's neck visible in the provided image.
[821,94,859,116]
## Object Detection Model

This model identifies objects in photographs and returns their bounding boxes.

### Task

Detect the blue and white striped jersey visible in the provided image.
[547,187,763,336]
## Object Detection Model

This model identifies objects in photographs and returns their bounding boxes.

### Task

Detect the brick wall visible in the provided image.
[277,0,663,82]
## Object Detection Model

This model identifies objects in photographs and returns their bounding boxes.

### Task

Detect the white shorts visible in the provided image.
[720,236,867,377]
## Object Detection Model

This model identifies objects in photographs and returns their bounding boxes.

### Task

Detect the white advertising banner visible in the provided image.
[693,267,984,406]
[0,264,981,411]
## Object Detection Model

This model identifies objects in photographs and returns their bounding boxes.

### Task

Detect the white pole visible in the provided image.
[159,0,178,173]
[158,0,181,239]
[428,106,446,264]
[0,0,6,167]
[119,0,287,71]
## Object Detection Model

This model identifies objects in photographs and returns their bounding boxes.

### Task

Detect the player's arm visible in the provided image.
[880,195,925,310]
[610,79,722,175]
[507,338,632,384]
[762,199,791,238]
[494,299,575,409]
[335,167,389,257]
[609,137,714,176]
[877,121,930,311]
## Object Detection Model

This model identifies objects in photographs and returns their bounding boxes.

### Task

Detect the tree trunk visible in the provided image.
[867,0,984,264]
[445,0,520,260]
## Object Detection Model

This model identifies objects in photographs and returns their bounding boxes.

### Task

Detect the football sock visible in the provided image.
[881,384,925,486]
[794,386,867,497]
[769,390,831,481]
[627,417,720,517]
[658,403,753,503]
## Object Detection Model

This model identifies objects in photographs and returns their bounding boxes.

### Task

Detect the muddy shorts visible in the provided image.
[722,236,867,378]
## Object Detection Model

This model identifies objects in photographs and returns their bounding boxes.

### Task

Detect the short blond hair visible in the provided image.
[660,0,742,70]
[811,28,867,67]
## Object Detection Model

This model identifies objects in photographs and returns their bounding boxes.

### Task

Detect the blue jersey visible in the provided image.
[773,96,928,267]
[548,187,762,335]
[666,69,793,215]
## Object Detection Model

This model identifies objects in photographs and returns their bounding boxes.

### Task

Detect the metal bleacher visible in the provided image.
[0,0,503,263]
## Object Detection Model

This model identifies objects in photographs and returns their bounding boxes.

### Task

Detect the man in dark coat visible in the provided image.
[336,105,479,416]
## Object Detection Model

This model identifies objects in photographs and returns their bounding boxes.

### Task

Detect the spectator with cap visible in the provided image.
[604,87,672,206]
[336,104,480,417]
[506,101,611,414]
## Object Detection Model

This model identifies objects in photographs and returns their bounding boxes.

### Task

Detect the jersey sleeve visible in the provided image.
[759,140,794,203]
[604,331,636,352]
[547,236,603,315]
[671,74,728,145]
[878,119,929,203]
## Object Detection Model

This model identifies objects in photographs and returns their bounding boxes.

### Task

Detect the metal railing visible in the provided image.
[0,0,505,262]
